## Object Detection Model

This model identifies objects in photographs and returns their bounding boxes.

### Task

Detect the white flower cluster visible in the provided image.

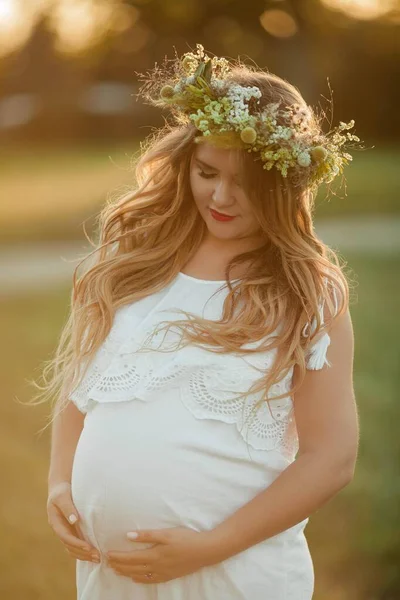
[210,78,227,92]
[225,84,261,130]
[268,124,293,143]
[264,102,281,119]
[297,151,311,167]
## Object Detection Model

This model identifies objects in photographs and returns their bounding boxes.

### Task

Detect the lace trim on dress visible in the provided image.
[179,365,298,459]
[70,278,339,459]
[70,303,143,413]
[70,319,299,460]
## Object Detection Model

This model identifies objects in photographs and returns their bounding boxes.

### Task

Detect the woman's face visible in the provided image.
[189,142,264,248]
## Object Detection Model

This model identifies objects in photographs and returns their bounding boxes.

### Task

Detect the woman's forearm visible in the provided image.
[48,399,85,494]
[204,451,355,565]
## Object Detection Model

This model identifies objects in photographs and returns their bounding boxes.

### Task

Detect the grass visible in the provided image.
[0,142,399,245]
[0,253,399,599]
[307,254,400,599]
[313,144,400,217]
[0,142,137,245]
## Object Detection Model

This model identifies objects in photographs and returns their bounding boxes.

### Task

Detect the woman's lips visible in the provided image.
[210,208,236,222]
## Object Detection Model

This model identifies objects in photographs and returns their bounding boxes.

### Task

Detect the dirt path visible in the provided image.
[0,215,399,296]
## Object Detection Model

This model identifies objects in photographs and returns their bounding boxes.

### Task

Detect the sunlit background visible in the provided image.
[0,0,399,57]
[1,1,399,599]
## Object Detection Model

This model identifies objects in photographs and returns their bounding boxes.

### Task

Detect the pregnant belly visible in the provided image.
[70,398,286,556]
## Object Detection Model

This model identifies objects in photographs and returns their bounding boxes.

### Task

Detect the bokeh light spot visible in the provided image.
[259,9,298,39]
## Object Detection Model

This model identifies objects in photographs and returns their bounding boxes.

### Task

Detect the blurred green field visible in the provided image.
[0,142,137,245]
[0,142,399,245]
[1,252,399,599]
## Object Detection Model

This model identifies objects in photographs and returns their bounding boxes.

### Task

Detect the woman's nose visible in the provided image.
[212,181,235,205]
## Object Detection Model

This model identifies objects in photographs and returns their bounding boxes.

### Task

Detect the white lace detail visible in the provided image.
[70,303,143,412]
[179,364,297,459]
[70,278,339,459]
[70,318,299,460]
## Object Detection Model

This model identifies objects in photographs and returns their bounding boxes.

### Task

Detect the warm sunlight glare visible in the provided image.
[0,0,53,56]
[0,0,27,55]
[0,0,140,57]
[47,0,139,55]
[321,0,397,20]
[0,0,16,22]
[47,0,109,54]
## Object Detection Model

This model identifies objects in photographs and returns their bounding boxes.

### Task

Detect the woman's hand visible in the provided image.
[106,526,215,584]
[47,481,101,564]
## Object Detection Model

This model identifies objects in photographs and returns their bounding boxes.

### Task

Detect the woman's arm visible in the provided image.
[203,307,359,565]
[48,399,85,494]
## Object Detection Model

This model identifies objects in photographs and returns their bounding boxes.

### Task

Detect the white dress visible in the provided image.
[70,271,336,600]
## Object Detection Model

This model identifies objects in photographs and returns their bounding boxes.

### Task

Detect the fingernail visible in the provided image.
[68,514,77,524]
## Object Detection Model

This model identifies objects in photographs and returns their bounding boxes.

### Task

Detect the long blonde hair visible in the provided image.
[28,65,352,433]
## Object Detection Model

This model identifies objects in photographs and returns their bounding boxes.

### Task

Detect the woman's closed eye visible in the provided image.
[198,170,242,186]
[198,170,216,179]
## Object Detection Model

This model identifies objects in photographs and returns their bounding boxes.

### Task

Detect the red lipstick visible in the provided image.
[210,208,236,222]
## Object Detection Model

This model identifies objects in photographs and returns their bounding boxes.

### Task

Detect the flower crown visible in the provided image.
[135,43,362,188]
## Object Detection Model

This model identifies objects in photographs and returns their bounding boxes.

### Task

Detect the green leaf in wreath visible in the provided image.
[203,60,213,84]
[196,76,213,94]
[186,84,204,96]
[193,61,205,81]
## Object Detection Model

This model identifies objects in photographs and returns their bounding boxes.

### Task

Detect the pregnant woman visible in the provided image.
[44,44,360,599]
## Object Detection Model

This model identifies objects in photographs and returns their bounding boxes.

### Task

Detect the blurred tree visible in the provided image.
[0,0,399,143]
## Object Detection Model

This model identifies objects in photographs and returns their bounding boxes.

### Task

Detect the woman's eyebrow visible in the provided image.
[195,158,216,169]
[195,158,240,178]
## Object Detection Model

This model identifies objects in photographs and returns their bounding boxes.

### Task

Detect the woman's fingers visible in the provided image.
[48,504,90,550]
[64,544,101,562]
[73,519,91,546]
[47,483,100,562]
[48,482,80,527]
